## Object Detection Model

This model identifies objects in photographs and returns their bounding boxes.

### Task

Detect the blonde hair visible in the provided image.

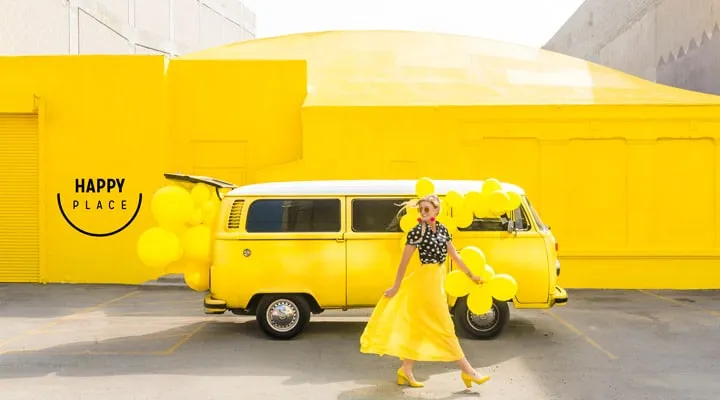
[398,194,442,245]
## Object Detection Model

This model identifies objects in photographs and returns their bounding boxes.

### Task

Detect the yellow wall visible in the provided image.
[1,54,719,289]
[166,59,308,186]
[258,105,720,289]
[0,55,169,284]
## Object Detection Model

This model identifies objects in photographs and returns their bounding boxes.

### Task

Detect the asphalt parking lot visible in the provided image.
[0,284,719,400]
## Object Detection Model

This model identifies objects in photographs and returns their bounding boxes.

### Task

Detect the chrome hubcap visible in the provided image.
[466,304,499,332]
[266,299,299,332]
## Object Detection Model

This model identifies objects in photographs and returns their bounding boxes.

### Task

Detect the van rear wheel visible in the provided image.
[454,296,510,339]
[256,294,311,340]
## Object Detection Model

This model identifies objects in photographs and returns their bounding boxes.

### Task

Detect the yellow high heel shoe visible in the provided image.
[396,368,424,388]
[461,371,491,388]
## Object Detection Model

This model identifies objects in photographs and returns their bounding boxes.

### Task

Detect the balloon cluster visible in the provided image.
[401,177,520,314]
[136,182,224,291]
[398,176,523,235]
[445,246,519,314]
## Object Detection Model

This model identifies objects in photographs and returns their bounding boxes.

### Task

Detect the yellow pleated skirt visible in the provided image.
[360,262,465,362]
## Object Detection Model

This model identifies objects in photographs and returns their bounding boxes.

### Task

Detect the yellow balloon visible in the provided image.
[480,264,496,281]
[136,227,181,268]
[415,177,435,197]
[151,185,194,227]
[507,191,522,211]
[453,206,475,228]
[463,191,481,209]
[439,200,452,217]
[487,273,518,301]
[471,192,492,218]
[489,190,511,215]
[442,216,458,234]
[191,184,211,206]
[400,213,418,232]
[181,225,212,263]
[459,246,486,271]
[466,286,494,314]
[482,178,502,194]
[445,270,474,298]
[445,190,464,208]
[184,262,210,292]
[201,200,219,225]
[188,208,203,226]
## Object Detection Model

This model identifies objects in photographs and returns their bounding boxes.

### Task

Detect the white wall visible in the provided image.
[543,0,720,85]
[0,0,256,57]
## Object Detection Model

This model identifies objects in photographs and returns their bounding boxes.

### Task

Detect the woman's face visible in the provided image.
[417,200,439,222]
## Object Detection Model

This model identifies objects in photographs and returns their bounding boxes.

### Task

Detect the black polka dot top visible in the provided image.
[405,222,452,264]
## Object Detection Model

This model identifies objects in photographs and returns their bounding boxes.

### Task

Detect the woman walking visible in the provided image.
[360,193,492,389]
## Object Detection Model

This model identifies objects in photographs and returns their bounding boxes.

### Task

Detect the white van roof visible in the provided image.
[227,179,525,197]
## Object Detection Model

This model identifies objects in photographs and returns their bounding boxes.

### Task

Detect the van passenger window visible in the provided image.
[245,199,341,233]
[457,206,530,232]
[351,198,410,232]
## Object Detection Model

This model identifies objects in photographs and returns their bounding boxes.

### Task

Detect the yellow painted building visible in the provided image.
[2,31,720,289]
[0,55,169,284]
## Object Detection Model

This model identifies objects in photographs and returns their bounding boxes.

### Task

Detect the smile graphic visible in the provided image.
[56,193,143,237]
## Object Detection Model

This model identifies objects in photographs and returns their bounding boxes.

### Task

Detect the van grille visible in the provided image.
[226,200,244,230]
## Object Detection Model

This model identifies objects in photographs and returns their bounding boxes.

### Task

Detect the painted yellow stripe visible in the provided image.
[159,321,209,356]
[0,290,139,349]
[637,290,720,318]
[544,310,618,360]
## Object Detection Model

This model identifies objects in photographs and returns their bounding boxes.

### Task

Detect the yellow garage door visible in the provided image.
[0,114,40,282]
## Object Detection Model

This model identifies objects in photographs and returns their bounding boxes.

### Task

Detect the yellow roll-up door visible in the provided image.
[0,114,40,282]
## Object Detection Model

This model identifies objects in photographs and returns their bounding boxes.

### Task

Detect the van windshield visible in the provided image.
[524,196,549,232]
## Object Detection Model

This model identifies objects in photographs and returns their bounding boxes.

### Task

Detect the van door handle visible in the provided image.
[335,237,345,242]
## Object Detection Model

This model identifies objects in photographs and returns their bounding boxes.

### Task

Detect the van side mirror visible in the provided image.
[507,220,516,233]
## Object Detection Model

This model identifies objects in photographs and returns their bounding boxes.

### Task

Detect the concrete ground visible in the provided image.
[0,285,718,400]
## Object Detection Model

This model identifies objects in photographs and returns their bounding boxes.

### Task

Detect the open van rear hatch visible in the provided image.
[163,172,239,200]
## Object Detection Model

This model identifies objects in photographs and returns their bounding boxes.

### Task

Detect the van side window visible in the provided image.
[245,199,341,233]
[351,198,410,232]
[457,206,531,232]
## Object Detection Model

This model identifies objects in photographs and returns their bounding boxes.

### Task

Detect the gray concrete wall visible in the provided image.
[0,0,256,58]
[544,0,720,96]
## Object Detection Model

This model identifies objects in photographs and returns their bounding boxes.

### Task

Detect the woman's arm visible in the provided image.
[448,240,483,283]
[385,244,416,297]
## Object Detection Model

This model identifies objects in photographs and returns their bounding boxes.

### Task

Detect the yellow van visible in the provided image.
[166,174,568,340]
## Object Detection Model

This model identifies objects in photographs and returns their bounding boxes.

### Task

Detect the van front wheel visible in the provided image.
[256,294,311,340]
[454,296,510,340]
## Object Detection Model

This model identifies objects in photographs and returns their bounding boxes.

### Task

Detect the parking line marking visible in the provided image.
[0,349,168,356]
[544,310,618,360]
[159,321,208,356]
[134,300,198,306]
[637,290,720,318]
[115,308,199,316]
[0,332,190,356]
[0,349,164,356]
[0,290,140,349]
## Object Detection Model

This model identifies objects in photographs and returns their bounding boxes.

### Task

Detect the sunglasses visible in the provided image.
[418,206,433,214]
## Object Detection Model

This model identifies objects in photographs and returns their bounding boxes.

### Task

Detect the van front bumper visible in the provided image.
[552,285,568,306]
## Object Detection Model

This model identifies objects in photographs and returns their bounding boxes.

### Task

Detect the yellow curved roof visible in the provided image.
[180,30,720,107]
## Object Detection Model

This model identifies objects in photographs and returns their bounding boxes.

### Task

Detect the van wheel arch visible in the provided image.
[248,293,322,315]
